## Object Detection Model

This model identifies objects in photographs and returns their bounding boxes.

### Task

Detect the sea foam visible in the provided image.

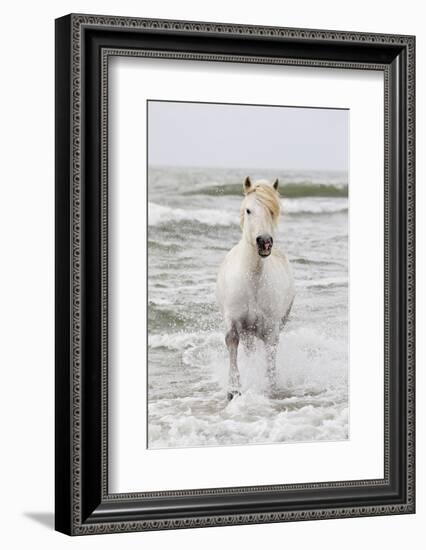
[148,198,347,227]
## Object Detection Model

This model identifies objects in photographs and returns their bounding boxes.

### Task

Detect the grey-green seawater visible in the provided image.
[148,167,348,449]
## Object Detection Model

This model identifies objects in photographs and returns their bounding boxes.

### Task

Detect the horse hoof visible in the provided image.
[227,390,241,401]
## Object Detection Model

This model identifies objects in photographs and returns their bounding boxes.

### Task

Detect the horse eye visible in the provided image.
[246,209,251,214]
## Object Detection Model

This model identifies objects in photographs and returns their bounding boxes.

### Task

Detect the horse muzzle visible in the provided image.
[256,234,273,257]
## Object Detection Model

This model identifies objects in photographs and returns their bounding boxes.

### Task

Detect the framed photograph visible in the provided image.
[55,14,415,535]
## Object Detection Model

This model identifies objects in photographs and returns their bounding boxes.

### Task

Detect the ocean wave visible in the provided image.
[149,330,223,351]
[300,276,348,289]
[149,199,347,227]
[148,326,348,448]
[149,202,237,227]
[184,182,348,198]
[283,199,347,215]
[148,304,189,331]
[148,396,348,449]
[149,326,347,390]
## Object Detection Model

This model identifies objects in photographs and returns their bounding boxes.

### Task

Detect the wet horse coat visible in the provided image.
[216,177,295,399]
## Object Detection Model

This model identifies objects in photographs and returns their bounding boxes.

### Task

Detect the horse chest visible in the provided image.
[217,241,294,336]
[242,274,277,325]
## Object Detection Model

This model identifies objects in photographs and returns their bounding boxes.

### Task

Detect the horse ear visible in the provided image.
[243,176,252,194]
[273,178,279,191]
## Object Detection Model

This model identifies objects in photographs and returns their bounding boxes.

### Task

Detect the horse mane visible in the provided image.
[240,181,281,228]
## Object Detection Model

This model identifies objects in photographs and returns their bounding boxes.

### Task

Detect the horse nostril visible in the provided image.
[257,235,273,247]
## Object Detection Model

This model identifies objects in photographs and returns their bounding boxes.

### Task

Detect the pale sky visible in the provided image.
[148,100,348,172]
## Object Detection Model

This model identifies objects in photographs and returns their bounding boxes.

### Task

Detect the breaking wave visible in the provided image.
[148,202,237,227]
[148,326,348,449]
[149,199,347,227]
[184,182,348,198]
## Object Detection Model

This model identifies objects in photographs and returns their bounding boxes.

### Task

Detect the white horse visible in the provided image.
[216,177,295,400]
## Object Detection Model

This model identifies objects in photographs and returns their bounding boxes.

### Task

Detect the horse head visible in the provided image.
[240,177,281,258]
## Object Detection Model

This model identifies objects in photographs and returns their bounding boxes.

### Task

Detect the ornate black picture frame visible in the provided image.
[55,13,415,535]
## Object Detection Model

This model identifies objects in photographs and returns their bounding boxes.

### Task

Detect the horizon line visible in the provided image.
[148,163,348,174]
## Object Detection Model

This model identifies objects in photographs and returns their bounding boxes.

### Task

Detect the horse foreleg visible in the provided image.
[225,324,241,400]
[264,332,279,393]
[242,332,255,355]
[266,345,278,390]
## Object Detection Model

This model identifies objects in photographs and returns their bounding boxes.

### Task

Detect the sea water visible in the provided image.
[147,167,348,449]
